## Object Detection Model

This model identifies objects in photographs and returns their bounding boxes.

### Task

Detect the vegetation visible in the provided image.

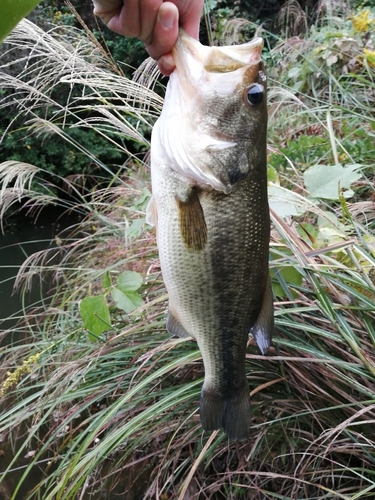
[0,1,149,184]
[0,0,42,42]
[0,1,375,498]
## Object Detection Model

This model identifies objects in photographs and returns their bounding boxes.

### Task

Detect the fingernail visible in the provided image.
[160,54,175,71]
[159,9,174,30]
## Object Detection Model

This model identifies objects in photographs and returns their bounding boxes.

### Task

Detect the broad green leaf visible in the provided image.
[271,266,303,298]
[316,227,347,248]
[304,163,362,200]
[268,183,307,217]
[111,287,143,313]
[318,211,347,232]
[363,235,375,258]
[116,271,143,292]
[0,0,42,43]
[80,295,111,341]
[204,0,217,12]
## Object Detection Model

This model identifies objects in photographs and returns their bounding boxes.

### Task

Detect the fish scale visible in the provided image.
[147,31,274,440]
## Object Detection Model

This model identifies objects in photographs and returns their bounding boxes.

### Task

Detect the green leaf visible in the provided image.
[80,295,111,341]
[271,266,303,298]
[102,272,112,291]
[304,163,362,200]
[267,165,279,183]
[282,266,303,286]
[297,222,319,245]
[204,0,218,13]
[288,66,301,79]
[268,184,307,217]
[130,187,151,210]
[116,271,143,292]
[0,0,42,43]
[126,219,145,241]
[112,271,143,313]
[111,287,143,313]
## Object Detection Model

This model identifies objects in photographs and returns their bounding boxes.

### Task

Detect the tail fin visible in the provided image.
[199,385,251,441]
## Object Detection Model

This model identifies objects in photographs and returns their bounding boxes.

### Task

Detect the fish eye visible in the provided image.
[246,83,264,106]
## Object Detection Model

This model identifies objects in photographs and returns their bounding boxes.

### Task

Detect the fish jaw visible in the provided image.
[152,32,267,193]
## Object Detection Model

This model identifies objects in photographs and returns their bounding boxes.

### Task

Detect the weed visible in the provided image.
[0,2,374,499]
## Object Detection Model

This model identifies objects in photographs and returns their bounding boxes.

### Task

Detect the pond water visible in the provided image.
[0,209,70,499]
[0,210,150,499]
[0,210,65,328]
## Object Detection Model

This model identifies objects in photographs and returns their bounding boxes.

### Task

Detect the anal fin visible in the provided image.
[250,275,274,354]
[166,309,191,338]
[176,188,207,251]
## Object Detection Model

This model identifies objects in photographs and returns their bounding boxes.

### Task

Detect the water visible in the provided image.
[0,210,65,330]
[0,209,74,499]
[0,210,150,499]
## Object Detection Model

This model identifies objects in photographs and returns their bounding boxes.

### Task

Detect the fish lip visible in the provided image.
[173,29,264,75]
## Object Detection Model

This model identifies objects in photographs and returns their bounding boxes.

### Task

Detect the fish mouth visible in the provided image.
[163,32,266,192]
[172,29,263,76]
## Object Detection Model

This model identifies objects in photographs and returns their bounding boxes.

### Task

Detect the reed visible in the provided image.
[0,3,374,498]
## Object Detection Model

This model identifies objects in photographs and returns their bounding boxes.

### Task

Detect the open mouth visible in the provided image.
[174,30,264,74]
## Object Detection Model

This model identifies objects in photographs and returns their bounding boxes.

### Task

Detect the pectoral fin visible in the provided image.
[166,309,192,338]
[176,188,207,251]
[146,196,158,226]
[250,275,274,354]
[146,195,158,228]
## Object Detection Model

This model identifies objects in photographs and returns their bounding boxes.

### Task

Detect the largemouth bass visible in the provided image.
[147,31,273,440]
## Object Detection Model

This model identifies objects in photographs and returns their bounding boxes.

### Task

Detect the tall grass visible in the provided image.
[0,3,375,499]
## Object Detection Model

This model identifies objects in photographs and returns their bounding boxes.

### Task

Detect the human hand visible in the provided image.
[92,0,203,75]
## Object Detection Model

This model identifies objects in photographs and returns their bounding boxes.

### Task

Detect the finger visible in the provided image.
[92,0,123,25]
[118,0,141,37]
[94,0,141,36]
[177,0,204,39]
[145,2,178,60]
[158,53,176,76]
[138,0,163,44]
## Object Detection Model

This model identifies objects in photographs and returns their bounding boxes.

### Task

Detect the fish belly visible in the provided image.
[153,156,270,440]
